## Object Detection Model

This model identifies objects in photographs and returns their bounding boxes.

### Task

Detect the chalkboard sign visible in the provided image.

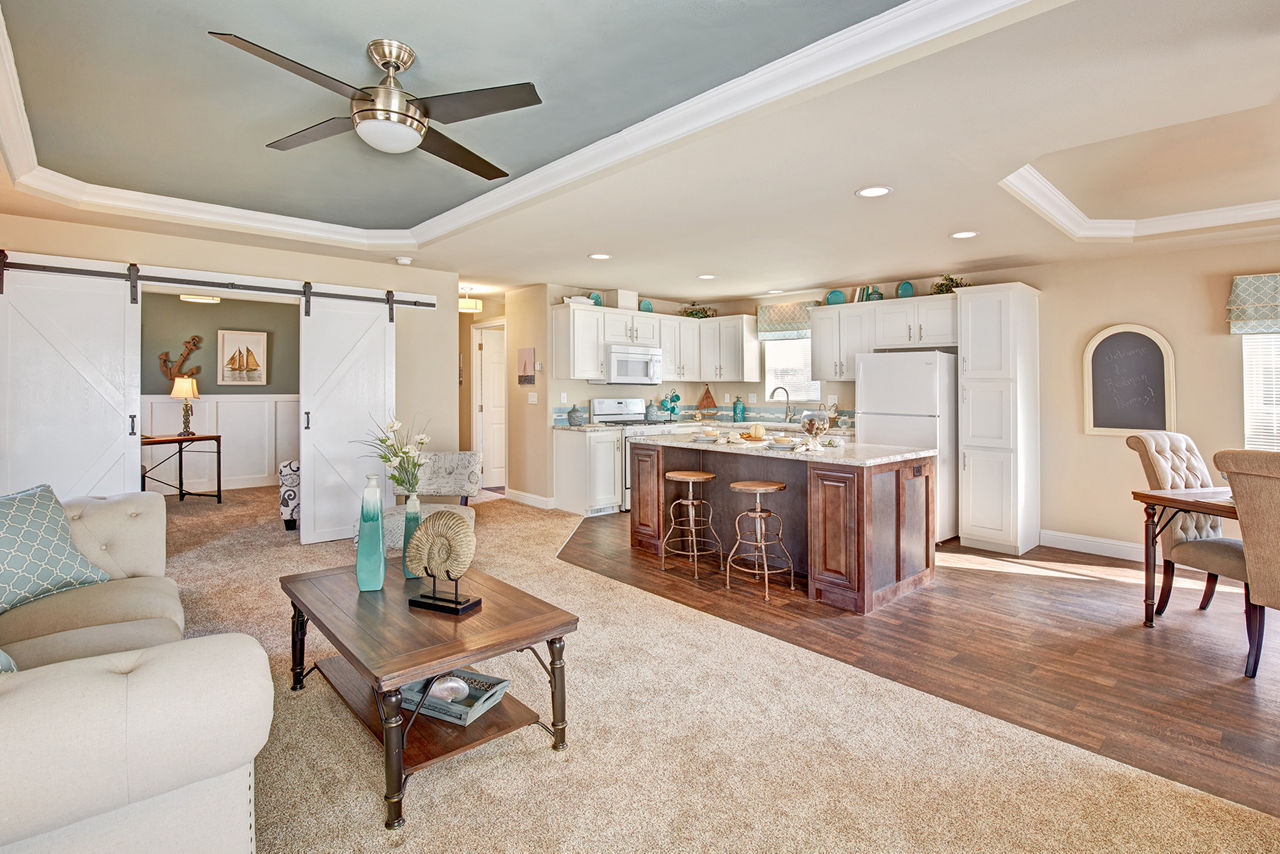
[1084,324,1176,436]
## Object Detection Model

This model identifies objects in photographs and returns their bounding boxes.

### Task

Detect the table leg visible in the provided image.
[216,438,223,504]
[1143,503,1157,627]
[380,689,406,829]
[290,604,308,690]
[548,636,567,751]
[177,441,185,501]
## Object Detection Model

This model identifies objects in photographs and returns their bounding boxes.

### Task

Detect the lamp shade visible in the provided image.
[170,376,199,400]
[458,296,484,313]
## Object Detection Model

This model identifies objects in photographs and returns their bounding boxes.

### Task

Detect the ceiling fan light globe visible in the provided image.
[355,118,423,154]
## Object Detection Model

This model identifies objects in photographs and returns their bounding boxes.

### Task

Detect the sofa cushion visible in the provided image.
[0,648,15,673]
[0,576,184,647]
[1,485,109,615]
[2,618,185,670]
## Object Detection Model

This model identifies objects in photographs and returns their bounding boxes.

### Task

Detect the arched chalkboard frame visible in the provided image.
[1083,324,1176,436]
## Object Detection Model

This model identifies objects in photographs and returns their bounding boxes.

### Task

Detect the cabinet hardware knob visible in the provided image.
[919,323,923,340]
[908,324,912,342]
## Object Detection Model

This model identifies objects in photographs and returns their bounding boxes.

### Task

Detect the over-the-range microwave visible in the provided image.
[589,344,663,385]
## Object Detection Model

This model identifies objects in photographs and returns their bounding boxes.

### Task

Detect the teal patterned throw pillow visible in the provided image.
[0,648,16,674]
[0,485,108,615]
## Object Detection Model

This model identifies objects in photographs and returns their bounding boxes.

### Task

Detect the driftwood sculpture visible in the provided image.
[159,336,201,380]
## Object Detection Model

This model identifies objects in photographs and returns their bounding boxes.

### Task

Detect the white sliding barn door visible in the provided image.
[299,289,395,544]
[0,260,140,498]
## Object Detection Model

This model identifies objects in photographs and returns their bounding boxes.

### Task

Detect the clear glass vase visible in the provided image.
[402,494,421,578]
[355,474,385,592]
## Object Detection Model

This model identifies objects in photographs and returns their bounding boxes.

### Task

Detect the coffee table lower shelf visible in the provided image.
[316,655,540,773]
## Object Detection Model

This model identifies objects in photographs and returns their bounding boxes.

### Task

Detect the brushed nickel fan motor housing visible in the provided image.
[351,40,426,145]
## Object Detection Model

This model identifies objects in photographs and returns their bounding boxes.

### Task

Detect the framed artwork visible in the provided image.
[1083,324,1175,436]
[217,330,267,386]
[517,347,535,385]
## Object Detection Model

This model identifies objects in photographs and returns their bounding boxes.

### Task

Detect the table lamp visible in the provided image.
[170,376,198,436]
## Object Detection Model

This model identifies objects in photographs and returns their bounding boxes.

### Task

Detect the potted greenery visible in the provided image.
[932,274,970,295]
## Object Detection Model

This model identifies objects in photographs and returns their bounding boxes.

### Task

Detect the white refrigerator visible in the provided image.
[854,351,958,542]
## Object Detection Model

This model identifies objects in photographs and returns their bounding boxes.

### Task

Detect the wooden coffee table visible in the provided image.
[280,565,579,829]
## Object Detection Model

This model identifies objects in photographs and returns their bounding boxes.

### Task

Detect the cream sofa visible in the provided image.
[0,492,273,853]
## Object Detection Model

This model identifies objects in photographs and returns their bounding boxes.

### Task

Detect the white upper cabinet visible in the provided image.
[699,321,721,381]
[810,307,842,381]
[810,304,875,380]
[602,311,633,345]
[958,288,1013,378]
[699,316,759,382]
[631,312,661,347]
[678,318,700,380]
[660,316,682,381]
[873,293,957,349]
[553,304,606,380]
[838,307,875,372]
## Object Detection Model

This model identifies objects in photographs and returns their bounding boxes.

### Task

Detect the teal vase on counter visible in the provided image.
[355,474,385,591]
[402,494,421,578]
[733,395,746,422]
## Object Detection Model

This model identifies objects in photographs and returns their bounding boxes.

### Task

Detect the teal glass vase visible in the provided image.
[355,474,385,592]
[733,395,746,422]
[402,494,421,578]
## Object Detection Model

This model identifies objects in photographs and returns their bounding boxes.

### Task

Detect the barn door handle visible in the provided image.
[129,415,137,436]
[304,411,311,430]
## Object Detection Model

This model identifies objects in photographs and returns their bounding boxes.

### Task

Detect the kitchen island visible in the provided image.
[629,435,937,614]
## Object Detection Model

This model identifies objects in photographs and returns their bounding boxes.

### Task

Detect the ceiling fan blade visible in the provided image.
[418,127,508,180]
[266,117,353,151]
[209,32,366,101]
[410,83,541,124]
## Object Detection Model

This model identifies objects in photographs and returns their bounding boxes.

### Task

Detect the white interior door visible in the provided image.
[1,260,140,498]
[299,290,395,544]
[479,327,506,489]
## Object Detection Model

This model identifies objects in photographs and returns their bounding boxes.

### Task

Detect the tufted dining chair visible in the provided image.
[1211,449,1279,678]
[1126,432,1247,615]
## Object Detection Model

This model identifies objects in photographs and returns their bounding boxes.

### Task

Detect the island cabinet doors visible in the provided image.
[807,465,863,612]
[629,444,663,550]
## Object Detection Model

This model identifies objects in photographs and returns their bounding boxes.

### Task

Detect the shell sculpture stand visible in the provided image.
[404,511,481,614]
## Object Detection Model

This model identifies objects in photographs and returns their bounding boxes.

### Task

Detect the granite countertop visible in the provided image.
[553,424,623,433]
[628,433,934,467]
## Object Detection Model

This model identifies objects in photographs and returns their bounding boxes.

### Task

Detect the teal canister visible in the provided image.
[355,474,386,591]
[733,395,746,422]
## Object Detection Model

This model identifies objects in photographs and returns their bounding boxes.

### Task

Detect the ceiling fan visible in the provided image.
[209,32,542,180]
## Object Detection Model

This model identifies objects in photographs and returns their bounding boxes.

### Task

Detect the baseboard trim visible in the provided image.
[1039,529,1155,564]
[505,488,556,510]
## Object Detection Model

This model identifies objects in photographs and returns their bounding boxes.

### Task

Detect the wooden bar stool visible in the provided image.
[726,481,793,602]
[660,471,723,579]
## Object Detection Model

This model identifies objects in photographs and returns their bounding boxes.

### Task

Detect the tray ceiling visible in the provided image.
[3,0,907,230]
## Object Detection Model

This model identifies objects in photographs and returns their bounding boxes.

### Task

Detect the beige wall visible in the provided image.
[457,301,506,453]
[503,284,552,497]
[1,212,461,449]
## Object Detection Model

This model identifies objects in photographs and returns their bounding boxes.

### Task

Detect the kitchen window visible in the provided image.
[764,338,819,402]
[1243,333,1280,451]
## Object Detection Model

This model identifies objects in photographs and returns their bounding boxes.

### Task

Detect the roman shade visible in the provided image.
[1227,273,1280,334]
[757,300,819,340]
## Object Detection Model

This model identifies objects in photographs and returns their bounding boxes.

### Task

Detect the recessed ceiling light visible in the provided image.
[179,294,221,304]
[950,231,979,239]
[855,186,893,198]
[394,256,413,266]
[588,253,612,261]
[767,289,785,295]
[697,274,716,280]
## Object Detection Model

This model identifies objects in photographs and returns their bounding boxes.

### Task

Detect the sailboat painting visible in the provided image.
[217,330,268,386]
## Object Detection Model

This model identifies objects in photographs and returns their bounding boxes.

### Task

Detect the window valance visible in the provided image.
[1228,273,1280,334]
[757,300,819,340]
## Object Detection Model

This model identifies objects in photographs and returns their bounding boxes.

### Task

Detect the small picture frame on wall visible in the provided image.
[217,330,267,386]
[517,347,535,386]
[1083,324,1175,435]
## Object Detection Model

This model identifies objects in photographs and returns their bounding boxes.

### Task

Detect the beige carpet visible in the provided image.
[164,488,1280,853]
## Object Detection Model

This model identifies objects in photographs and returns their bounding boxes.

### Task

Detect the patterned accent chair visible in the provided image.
[1212,450,1279,678]
[361,452,484,549]
[1126,432,1246,615]
[278,459,301,530]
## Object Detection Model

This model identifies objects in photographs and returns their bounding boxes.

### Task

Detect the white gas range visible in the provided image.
[589,398,700,511]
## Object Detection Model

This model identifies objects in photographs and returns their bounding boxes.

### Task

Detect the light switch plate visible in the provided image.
[560,392,568,404]
[723,393,730,404]
[748,393,757,403]
[528,392,538,404]
[535,361,543,372]
[827,394,838,406]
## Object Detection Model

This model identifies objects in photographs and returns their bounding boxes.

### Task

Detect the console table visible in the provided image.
[140,433,222,502]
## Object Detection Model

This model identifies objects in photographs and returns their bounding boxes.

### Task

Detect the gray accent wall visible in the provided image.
[141,293,299,395]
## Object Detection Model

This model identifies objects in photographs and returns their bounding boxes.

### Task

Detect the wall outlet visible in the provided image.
[723,393,730,404]
[535,361,543,372]
[527,392,538,405]
[827,394,838,406]
[560,392,568,404]
[748,393,757,404]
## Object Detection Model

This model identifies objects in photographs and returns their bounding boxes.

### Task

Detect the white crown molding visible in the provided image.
[0,0,1052,251]
[1001,164,1280,243]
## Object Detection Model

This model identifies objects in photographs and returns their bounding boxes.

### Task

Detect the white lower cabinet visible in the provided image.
[959,448,1015,546]
[554,428,621,515]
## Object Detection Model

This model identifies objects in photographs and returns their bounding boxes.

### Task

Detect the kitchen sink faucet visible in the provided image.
[769,386,795,423]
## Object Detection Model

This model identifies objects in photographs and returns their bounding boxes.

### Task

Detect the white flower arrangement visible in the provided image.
[356,416,431,493]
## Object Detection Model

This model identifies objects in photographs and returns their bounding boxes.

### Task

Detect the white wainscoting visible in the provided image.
[140,394,300,494]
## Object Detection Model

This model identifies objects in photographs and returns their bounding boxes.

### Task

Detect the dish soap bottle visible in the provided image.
[733,395,746,423]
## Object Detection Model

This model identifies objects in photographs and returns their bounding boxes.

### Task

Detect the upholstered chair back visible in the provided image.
[1213,449,1280,608]
[1126,431,1221,551]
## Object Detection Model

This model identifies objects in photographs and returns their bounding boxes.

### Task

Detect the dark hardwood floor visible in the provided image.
[559,512,1280,817]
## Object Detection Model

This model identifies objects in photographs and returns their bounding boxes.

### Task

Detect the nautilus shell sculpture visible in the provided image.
[405,511,476,581]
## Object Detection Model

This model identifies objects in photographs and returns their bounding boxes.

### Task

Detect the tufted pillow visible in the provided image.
[0,647,15,674]
[0,485,109,616]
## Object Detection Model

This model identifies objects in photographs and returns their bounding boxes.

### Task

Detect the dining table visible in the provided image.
[1131,486,1237,627]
